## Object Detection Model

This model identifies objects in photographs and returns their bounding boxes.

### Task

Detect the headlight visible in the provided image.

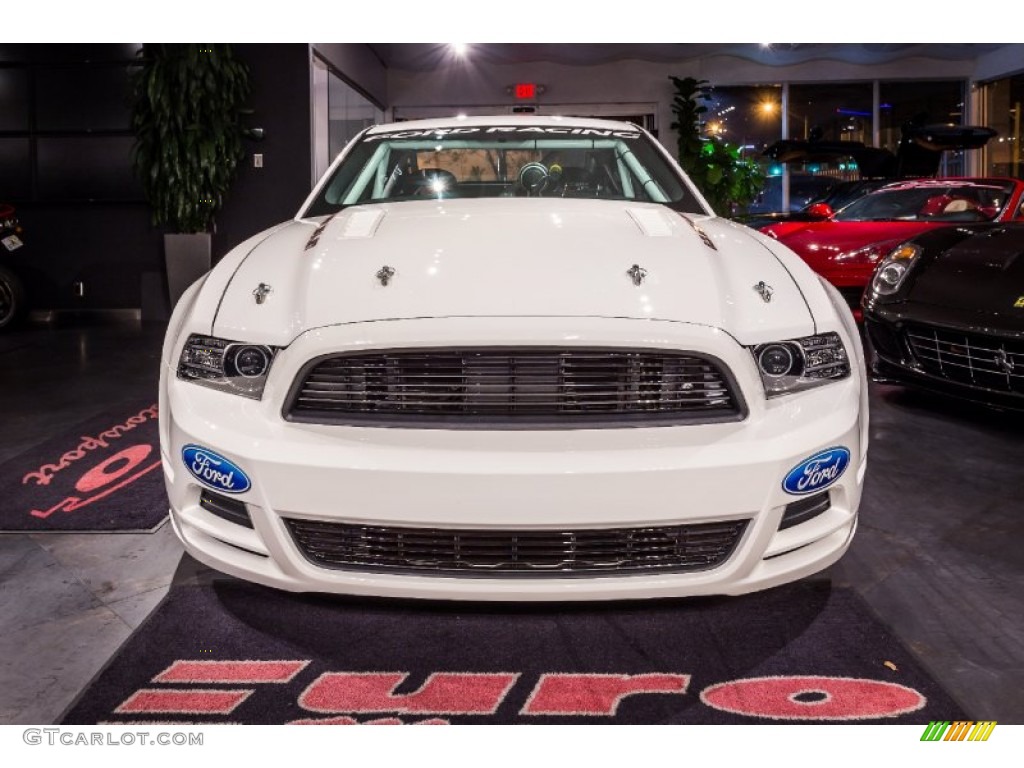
[177,334,279,399]
[870,243,921,296]
[750,332,850,397]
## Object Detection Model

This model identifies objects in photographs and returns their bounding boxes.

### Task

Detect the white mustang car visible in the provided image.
[160,116,867,601]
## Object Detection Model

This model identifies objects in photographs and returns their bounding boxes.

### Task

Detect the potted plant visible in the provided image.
[668,76,765,216]
[130,44,250,305]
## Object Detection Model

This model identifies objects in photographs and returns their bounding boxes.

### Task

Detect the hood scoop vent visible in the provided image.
[341,209,386,239]
[626,208,675,237]
[305,210,386,251]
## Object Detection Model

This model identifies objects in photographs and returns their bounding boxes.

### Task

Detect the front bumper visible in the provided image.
[864,302,1024,411]
[161,316,865,601]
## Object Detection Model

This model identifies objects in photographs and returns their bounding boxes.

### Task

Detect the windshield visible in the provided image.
[834,181,1015,223]
[304,125,704,216]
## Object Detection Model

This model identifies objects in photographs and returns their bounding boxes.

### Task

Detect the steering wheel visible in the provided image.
[517,162,550,195]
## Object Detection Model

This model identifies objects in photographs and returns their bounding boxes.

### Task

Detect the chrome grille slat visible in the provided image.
[287,347,741,427]
[285,519,749,576]
[905,325,1023,393]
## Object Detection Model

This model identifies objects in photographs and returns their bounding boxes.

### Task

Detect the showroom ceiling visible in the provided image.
[371,43,1008,70]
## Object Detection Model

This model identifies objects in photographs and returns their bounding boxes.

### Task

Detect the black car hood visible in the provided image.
[911,226,1024,323]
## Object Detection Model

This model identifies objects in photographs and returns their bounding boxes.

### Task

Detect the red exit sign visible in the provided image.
[507,83,546,100]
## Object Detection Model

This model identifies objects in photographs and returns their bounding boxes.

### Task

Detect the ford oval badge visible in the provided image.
[182,445,251,494]
[783,447,851,496]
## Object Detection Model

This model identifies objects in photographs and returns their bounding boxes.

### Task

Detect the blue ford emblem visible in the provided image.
[182,445,251,494]
[783,447,851,496]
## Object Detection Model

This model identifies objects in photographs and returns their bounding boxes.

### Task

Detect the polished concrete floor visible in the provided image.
[0,321,1022,724]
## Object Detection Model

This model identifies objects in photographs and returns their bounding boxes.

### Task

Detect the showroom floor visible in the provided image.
[0,320,1021,724]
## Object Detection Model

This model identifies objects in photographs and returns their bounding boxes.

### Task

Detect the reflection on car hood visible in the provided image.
[764,220,940,267]
[211,199,816,346]
[911,225,1024,319]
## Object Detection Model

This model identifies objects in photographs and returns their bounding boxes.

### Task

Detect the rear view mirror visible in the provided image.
[805,202,834,219]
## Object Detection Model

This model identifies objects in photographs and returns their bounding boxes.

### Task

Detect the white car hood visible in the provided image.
[211,199,814,346]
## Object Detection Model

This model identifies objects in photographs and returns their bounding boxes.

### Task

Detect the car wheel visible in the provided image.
[0,264,27,331]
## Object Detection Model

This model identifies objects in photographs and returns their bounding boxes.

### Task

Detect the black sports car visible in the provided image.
[862,222,1024,410]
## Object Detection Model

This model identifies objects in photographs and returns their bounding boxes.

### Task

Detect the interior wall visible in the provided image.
[0,44,158,312]
[214,44,313,265]
[312,44,388,107]
[973,44,1024,83]
[0,43,314,313]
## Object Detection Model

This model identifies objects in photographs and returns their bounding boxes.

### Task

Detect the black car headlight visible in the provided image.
[177,334,278,399]
[750,332,850,397]
[870,243,921,296]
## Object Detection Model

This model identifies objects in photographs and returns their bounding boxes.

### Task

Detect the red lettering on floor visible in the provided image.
[700,676,927,720]
[521,673,690,716]
[75,444,153,493]
[298,672,519,715]
[29,460,160,518]
[115,688,253,715]
[153,660,310,684]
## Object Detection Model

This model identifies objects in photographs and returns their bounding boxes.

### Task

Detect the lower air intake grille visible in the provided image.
[905,325,1024,394]
[286,348,743,428]
[285,519,749,577]
[779,491,830,531]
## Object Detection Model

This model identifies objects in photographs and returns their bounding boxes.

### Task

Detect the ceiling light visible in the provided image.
[450,43,470,57]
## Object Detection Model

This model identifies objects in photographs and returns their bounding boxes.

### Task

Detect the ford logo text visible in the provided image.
[181,445,251,494]
[783,447,851,495]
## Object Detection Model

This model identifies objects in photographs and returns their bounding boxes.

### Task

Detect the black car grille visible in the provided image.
[285,519,749,577]
[905,325,1024,393]
[286,348,743,428]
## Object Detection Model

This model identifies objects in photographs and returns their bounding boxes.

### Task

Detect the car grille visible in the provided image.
[905,325,1024,393]
[284,519,749,576]
[286,348,743,428]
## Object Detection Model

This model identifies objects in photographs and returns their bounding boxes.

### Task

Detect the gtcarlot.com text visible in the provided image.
[23,728,203,747]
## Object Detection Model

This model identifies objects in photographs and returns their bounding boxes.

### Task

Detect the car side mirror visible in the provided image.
[805,202,834,219]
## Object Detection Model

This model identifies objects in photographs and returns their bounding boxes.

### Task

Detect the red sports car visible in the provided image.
[760,178,1024,314]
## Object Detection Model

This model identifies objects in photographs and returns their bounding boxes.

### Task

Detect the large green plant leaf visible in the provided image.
[668,76,765,215]
[131,44,250,233]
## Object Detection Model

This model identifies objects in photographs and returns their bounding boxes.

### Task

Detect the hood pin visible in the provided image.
[376,265,396,286]
[627,264,648,286]
[252,283,273,305]
[753,281,774,303]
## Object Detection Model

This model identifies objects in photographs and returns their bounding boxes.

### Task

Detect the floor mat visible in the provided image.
[62,579,968,724]
[0,401,166,532]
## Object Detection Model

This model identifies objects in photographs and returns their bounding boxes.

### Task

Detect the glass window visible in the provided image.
[304,125,702,216]
[705,86,782,213]
[704,86,782,156]
[982,73,1024,179]
[328,73,383,162]
[788,83,873,144]
[879,81,966,175]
